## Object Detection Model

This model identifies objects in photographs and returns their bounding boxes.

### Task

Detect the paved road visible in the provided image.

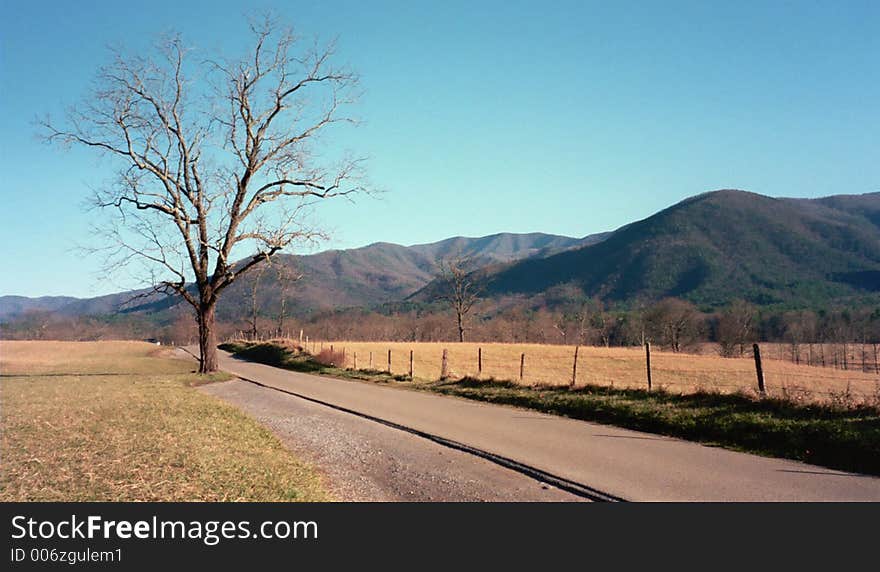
[197,349,880,501]
[200,379,582,501]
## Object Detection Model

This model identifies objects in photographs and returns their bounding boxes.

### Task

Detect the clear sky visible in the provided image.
[1,0,878,297]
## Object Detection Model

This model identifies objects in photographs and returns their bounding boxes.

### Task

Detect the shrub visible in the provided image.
[314,348,346,367]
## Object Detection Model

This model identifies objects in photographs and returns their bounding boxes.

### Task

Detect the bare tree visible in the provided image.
[247,255,270,340]
[646,298,702,353]
[716,299,756,357]
[782,310,818,364]
[590,301,618,348]
[436,255,483,342]
[626,298,651,347]
[244,255,301,340]
[551,313,575,345]
[273,259,302,336]
[42,17,368,372]
[546,284,594,345]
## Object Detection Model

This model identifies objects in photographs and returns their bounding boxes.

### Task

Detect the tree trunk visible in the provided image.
[457,310,464,343]
[249,297,258,340]
[277,298,286,337]
[198,304,218,373]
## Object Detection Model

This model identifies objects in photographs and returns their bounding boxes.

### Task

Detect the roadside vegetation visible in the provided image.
[220,341,412,383]
[0,341,330,501]
[221,340,880,476]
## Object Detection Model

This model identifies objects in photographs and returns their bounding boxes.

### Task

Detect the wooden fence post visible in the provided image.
[299,329,303,343]
[862,343,868,373]
[342,347,346,367]
[645,342,652,391]
[571,346,579,387]
[478,347,482,376]
[409,350,414,379]
[874,343,879,374]
[519,353,525,382]
[354,352,357,369]
[369,351,373,369]
[441,349,449,380]
[753,343,766,395]
[387,349,392,373]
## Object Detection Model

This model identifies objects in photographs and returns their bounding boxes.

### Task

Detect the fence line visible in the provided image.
[225,335,880,404]
[231,331,878,374]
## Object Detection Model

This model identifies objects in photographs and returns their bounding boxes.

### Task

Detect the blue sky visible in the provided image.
[1,0,878,297]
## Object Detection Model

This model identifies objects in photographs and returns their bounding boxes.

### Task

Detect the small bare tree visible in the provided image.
[247,255,271,340]
[245,255,302,340]
[42,17,368,372]
[267,257,303,338]
[716,299,756,357]
[546,284,593,345]
[591,305,617,348]
[436,255,483,342]
[274,261,302,337]
[646,298,702,353]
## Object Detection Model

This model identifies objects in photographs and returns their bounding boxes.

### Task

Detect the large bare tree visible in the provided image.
[42,18,367,372]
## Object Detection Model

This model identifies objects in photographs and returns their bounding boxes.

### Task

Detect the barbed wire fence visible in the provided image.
[225,332,880,407]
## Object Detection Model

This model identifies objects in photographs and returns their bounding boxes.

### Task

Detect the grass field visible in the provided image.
[0,341,330,501]
[300,340,880,406]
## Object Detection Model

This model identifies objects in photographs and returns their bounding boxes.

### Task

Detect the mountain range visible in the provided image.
[423,189,880,308]
[3,189,880,324]
[246,231,609,314]
[0,231,606,321]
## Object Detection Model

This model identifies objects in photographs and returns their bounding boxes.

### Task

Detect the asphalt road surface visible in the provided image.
[200,379,582,501]
[191,348,880,501]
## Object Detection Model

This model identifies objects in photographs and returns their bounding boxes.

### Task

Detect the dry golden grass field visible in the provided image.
[306,340,880,405]
[0,340,329,501]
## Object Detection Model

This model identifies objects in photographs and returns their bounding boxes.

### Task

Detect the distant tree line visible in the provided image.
[293,290,880,371]
[5,292,880,371]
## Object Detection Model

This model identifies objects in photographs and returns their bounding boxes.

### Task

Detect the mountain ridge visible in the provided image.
[5,189,880,324]
[0,231,600,321]
[433,189,880,308]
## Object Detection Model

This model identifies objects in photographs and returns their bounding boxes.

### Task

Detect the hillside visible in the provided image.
[7,189,880,325]
[1,232,598,322]
[212,231,603,319]
[452,190,880,308]
[0,290,169,322]
[0,296,79,321]
[406,232,607,263]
